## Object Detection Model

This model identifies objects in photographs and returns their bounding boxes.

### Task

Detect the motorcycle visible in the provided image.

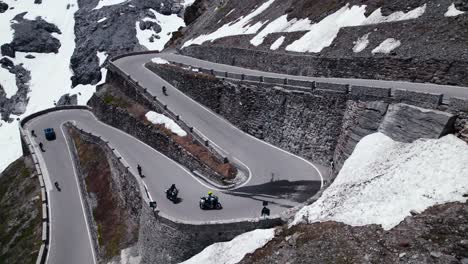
[166,188,179,203]
[199,195,222,210]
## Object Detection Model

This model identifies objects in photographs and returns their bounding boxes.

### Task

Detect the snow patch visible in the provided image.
[0,67,18,99]
[364,4,426,25]
[151,57,169,64]
[97,17,108,23]
[445,3,465,17]
[145,111,187,137]
[286,5,367,53]
[0,120,22,172]
[270,36,285,50]
[181,228,275,264]
[182,0,196,8]
[93,0,128,10]
[136,9,185,51]
[292,132,468,230]
[372,38,401,54]
[353,33,371,53]
[182,0,276,48]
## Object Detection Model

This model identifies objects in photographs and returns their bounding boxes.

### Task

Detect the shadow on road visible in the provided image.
[225,180,321,208]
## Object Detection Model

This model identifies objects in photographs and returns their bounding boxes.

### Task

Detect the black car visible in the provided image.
[44,128,56,141]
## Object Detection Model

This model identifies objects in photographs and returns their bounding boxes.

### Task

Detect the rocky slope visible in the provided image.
[175,0,468,86]
[240,201,468,264]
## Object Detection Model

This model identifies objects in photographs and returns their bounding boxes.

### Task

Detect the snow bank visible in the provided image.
[292,132,468,230]
[151,57,169,64]
[182,0,276,48]
[445,3,465,17]
[372,38,401,54]
[270,36,285,50]
[352,33,370,53]
[145,111,187,137]
[136,9,185,51]
[180,228,275,264]
[0,67,18,98]
[93,0,128,10]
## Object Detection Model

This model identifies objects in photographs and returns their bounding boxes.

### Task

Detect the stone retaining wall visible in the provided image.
[147,63,348,166]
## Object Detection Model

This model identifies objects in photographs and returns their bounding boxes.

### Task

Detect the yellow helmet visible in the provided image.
[208,191,213,195]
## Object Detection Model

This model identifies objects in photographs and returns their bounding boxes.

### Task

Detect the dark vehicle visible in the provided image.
[165,186,179,202]
[199,194,222,210]
[44,128,56,141]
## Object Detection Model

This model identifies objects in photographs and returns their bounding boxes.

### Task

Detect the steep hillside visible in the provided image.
[176,0,468,85]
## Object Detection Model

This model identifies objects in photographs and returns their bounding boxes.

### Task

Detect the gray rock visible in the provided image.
[10,14,61,54]
[430,251,442,258]
[1,44,15,58]
[379,103,456,143]
[461,258,468,264]
[0,57,14,68]
[0,1,8,13]
[25,54,35,59]
[34,0,42,4]
[56,93,78,106]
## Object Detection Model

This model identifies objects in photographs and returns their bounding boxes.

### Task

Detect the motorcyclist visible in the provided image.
[167,184,178,198]
[207,191,216,207]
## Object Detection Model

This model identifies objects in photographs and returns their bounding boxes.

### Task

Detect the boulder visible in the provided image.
[0,1,8,13]
[1,44,15,58]
[0,57,14,68]
[379,103,456,142]
[10,15,62,54]
[57,93,78,106]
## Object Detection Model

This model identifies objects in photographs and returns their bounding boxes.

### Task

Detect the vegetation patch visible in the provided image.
[69,128,138,261]
[0,157,42,264]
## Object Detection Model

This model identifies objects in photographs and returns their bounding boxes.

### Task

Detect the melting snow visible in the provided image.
[363,4,426,25]
[180,228,275,264]
[270,36,285,50]
[372,38,401,54]
[182,0,197,8]
[286,5,367,53]
[183,1,425,53]
[353,33,371,53]
[93,0,129,10]
[145,111,187,137]
[151,57,169,64]
[182,0,276,48]
[445,3,465,17]
[0,67,18,98]
[136,9,185,51]
[292,132,468,230]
